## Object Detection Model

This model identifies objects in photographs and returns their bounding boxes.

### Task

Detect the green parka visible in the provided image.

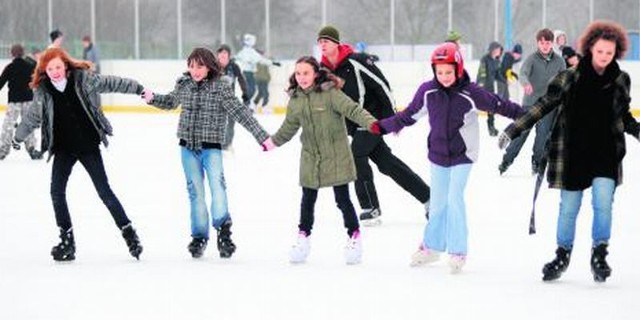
[272,82,377,189]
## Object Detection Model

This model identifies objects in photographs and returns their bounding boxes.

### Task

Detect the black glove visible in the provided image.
[498,132,511,150]
[272,61,281,67]
[242,94,250,105]
[11,138,21,150]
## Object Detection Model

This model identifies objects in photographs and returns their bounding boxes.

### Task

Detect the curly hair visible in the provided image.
[578,20,628,60]
[30,48,92,89]
[287,56,342,93]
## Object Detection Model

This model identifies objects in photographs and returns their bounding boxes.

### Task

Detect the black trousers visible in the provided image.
[50,150,130,230]
[299,184,359,237]
[351,131,430,210]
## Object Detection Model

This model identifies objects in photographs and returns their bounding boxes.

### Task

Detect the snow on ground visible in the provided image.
[1,113,639,319]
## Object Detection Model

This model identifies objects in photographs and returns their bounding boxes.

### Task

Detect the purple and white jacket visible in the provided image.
[379,71,524,167]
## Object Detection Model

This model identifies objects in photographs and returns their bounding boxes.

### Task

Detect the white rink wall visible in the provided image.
[3,59,640,111]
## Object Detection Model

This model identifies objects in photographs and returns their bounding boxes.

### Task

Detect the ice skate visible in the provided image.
[187,237,208,258]
[344,230,362,265]
[121,224,143,260]
[410,244,440,267]
[449,254,466,274]
[289,231,311,264]
[591,244,611,283]
[217,221,236,258]
[51,227,75,262]
[542,247,571,282]
[359,208,381,227]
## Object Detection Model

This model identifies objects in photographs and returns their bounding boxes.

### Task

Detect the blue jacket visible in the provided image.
[379,71,524,167]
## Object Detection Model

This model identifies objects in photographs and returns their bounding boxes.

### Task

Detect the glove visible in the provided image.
[498,132,511,150]
[241,94,250,105]
[262,137,276,151]
[272,61,281,67]
[11,138,21,150]
[369,122,386,135]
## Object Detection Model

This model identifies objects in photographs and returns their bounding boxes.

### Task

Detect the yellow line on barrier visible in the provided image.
[2,104,640,117]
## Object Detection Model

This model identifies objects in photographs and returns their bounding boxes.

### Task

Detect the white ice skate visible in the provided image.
[289,231,310,264]
[344,230,362,265]
[410,244,440,267]
[448,254,466,274]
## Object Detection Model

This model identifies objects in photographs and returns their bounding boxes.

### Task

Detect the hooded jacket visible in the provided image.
[271,81,377,189]
[379,71,524,167]
[476,41,503,91]
[14,69,143,160]
[321,44,395,134]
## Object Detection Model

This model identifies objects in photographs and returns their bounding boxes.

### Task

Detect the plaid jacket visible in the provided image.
[504,62,640,189]
[150,75,269,149]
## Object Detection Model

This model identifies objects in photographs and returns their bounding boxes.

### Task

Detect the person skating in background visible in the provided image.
[12,48,144,261]
[445,30,463,49]
[317,25,431,226]
[235,34,280,111]
[253,58,272,113]
[374,42,523,273]
[48,29,64,49]
[561,46,581,68]
[476,41,503,136]
[553,29,568,55]
[0,44,40,160]
[498,21,639,283]
[261,56,378,265]
[216,44,251,151]
[143,47,271,259]
[81,35,100,73]
[497,43,523,102]
[498,28,566,175]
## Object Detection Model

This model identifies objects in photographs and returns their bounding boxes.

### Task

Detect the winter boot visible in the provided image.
[591,243,612,283]
[51,227,76,261]
[289,231,311,264]
[542,247,571,281]
[216,220,236,258]
[121,224,143,260]
[187,237,208,258]
[449,254,467,274]
[410,244,440,267]
[344,230,363,265]
[359,208,381,227]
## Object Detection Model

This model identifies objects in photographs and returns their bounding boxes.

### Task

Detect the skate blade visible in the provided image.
[361,218,382,227]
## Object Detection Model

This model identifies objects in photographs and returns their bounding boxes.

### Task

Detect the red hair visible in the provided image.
[578,20,628,60]
[30,48,93,89]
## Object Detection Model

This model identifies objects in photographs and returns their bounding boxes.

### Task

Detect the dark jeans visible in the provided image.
[243,71,256,101]
[299,184,359,237]
[503,107,558,166]
[51,150,130,230]
[351,131,430,210]
[254,80,269,106]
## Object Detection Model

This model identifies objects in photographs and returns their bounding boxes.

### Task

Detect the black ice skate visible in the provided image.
[359,208,381,226]
[488,125,499,137]
[498,160,511,175]
[188,237,208,258]
[217,221,236,258]
[121,224,143,260]
[542,247,571,282]
[591,244,611,283]
[51,227,76,261]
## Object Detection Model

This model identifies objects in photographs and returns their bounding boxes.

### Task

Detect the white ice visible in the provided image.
[1,113,639,320]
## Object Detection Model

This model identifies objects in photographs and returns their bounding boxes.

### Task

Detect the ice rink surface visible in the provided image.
[1,113,639,319]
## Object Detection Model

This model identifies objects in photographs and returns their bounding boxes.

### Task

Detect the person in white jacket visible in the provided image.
[235,34,280,109]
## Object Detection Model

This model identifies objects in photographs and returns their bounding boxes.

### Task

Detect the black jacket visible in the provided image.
[0,57,35,102]
[322,45,395,134]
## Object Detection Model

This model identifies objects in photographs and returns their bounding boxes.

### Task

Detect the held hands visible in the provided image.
[11,138,21,150]
[498,132,511,150]
[262,137,276,151]
[141,89,154,103]
[370,122,386,135]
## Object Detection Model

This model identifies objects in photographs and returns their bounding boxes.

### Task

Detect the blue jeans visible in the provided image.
[181,147,230,239]
[423,163,472,255]
[557,177,615,249]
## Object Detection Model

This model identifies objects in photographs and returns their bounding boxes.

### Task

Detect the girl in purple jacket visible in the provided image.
[372,42,524,273]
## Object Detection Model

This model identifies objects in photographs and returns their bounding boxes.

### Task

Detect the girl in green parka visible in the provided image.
[262,56,378,265]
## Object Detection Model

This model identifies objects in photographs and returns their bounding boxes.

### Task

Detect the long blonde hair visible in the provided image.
[30,47,93,89]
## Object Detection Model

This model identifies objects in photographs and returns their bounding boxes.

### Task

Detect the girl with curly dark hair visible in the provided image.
[499,20,640,283]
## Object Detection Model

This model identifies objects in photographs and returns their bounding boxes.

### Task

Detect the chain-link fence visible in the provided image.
[1,0,639,61]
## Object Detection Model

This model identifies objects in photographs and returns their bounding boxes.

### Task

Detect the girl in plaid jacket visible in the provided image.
[144,47,271,259]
